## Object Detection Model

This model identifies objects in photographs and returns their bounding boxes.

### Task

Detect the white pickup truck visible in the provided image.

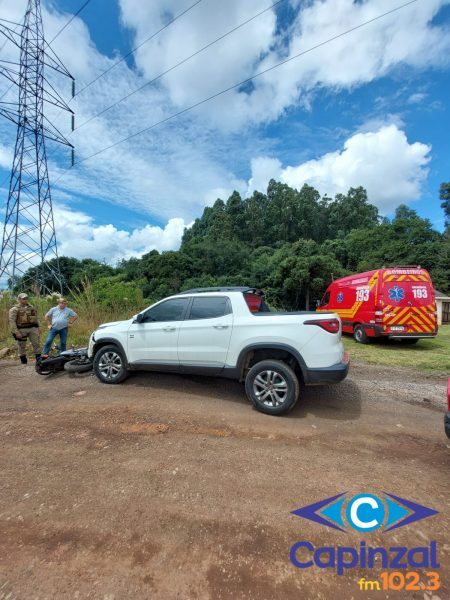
[88,287,349,415]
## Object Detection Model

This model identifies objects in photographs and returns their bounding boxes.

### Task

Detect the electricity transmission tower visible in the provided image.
[0,0,74,294]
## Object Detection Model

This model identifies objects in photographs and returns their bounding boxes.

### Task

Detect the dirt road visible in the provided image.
[0,360,449,599]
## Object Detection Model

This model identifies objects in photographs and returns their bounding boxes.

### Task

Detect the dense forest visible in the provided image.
[19,181,450,312]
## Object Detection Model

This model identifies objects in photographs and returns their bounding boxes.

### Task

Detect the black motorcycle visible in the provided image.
[35,347,92,375]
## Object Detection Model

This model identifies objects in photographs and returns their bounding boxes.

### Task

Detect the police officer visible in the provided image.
[8,293,41,364]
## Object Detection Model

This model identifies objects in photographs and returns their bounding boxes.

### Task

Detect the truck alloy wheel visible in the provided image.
[245,359,299,415]
[93,345,129,384]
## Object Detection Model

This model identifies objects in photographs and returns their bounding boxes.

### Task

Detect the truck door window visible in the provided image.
[143,298,189,322]
[188,297,231,320]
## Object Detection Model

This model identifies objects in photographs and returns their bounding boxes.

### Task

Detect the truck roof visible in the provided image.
[177,286,263,295]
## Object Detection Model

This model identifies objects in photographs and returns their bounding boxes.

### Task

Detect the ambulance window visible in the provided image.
[321,292,330,306]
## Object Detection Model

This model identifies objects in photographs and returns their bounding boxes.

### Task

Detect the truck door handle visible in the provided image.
[163,326,176,332]
[213,325,228,329]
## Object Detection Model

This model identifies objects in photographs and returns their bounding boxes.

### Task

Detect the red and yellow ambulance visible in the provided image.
[317,267,438,344]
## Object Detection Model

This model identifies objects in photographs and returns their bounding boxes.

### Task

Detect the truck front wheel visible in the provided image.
[93,345,129,384]
[353,325,370,344]
[245,359,299,416]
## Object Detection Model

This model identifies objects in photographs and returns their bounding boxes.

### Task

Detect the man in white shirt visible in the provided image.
[42,298,78,356]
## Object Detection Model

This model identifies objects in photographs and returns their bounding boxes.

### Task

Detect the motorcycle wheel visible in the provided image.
[35,363,54,376]
[64,359,93,373]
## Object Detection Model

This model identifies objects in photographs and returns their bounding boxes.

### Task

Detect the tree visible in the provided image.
[182,237,248,280]
[14,256,116,294]
[241,191,269,246]
[225,191,246,237]
[128,183,450,306]
[327,187,379,238]
[138,250,193,299]
[267,240,344,310]
[440,182,450,229]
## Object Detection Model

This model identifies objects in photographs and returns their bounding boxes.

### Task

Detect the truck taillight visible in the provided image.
[304,318,340,333]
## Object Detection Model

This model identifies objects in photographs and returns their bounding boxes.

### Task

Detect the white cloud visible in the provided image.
[0,144,12,169]
[119,0,277,114]
[0,0,447,263]
[118,0,450,129]
[0,0,249,224]
[247,157,282,195]
[53,204,188,263]
[248,125,431,212]
[0,203,189,288]
[407,92,427,105]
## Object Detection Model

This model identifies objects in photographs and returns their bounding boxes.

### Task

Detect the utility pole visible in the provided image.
[0,0,74,294]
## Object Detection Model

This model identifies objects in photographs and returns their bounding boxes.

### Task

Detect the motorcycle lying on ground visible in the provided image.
[35,347,92,375]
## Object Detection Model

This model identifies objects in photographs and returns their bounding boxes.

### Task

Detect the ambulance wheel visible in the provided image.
[354,325,370,344]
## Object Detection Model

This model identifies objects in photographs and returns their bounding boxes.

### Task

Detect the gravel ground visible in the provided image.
[0,360,449,599]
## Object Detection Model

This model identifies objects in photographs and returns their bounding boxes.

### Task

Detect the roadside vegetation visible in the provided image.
[11,181,450,310]
[1,181,449,370]
[0,281,144,352]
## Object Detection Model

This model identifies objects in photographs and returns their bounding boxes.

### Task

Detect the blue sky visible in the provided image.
[0,0,449,266]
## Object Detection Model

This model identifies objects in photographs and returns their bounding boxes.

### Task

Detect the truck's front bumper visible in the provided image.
[87,332,95,358]
[304,352,350,385]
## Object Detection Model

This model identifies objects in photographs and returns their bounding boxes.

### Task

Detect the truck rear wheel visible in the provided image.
[354,325,370,344]
[245,359,299,416]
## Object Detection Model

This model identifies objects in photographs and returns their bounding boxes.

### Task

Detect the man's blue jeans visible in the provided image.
[43,327,68,355]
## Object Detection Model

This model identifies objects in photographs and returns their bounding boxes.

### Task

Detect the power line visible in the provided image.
[53,0,419,185]
[74,0,204,99]
[0,16,22,185]
[72,0,288,134]
[44,0,205,163]
[49,0,92,43]
[0,29,16,53]
[0,1,91,200]
[0,0,75,293]
[0,0,92,102]
[0,16,24,100]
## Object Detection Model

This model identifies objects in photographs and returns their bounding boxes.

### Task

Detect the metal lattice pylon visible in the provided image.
[0,0,74,294]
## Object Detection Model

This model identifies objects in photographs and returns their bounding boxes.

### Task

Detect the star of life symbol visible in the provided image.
[388,286,405,302]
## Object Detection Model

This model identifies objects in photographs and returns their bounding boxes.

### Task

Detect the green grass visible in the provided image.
[343,324,450,373]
